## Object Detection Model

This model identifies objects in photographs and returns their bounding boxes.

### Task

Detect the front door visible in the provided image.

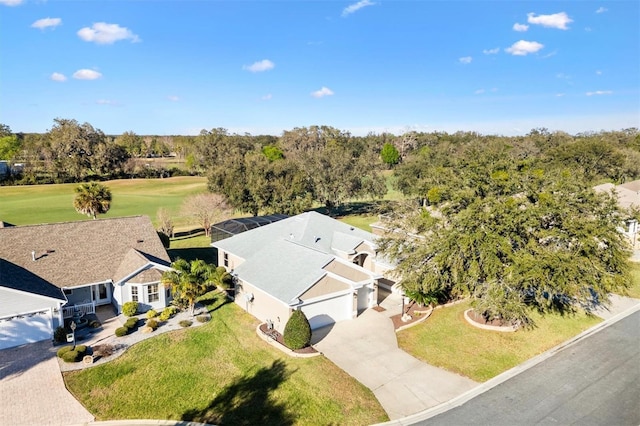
[92,283,110,306]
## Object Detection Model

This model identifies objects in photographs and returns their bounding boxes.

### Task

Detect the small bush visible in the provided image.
[122,301,138,317]
[196,315,209,323]
[146,309,158,319]
[146,319,159,330]
[124,317,139,329]
[57,346,73,358]
[179,320,192,328]
[75,345,87,355]
[62,350,80,363]
[115,327,128,337]
[53,326,68,344]
[159,306,178,321]
[283,310,312,350]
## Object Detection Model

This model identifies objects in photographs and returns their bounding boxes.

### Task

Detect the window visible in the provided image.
[223,252,229,267]
[131,286,139,302]
[63,289,73,295]
[148,284,159,303]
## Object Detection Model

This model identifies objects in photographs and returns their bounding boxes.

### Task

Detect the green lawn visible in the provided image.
[168,233,217,264]
[397,300,602,383]
[625,263,640,299]
[64,292,387,425]
[0,176,207,227]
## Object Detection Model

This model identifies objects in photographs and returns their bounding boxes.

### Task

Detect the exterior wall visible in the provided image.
[119,281,167,313]
[63,286,92,305]
[217,250,245,271]
[234,280,290,334]
[324,260,370,282]
[299,275,350,301]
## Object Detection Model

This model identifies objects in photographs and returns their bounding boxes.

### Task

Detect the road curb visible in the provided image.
[378,300,640,425]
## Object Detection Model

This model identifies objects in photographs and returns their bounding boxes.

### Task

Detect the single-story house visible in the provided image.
[0,216,172,350]
[212,211,396,332]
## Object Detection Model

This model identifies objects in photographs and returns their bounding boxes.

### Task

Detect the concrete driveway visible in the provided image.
[0,340,94,426]
[312,309,477,420]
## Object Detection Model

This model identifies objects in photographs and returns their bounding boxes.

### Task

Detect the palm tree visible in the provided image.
[161,259,218,315]
[73,182,112,220]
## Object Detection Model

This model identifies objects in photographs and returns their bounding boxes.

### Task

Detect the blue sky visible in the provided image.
[1,0,638,136]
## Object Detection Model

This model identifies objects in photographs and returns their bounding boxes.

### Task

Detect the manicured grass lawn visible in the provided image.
[0,176,207,227]
[625,262,640,299]
[339,215,379,232]
[64,292,387,425]
[397,300,602,383]
[168,233,217,264]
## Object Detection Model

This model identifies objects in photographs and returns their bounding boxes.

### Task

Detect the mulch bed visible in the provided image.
[390,302,432,330]
[372,306,386,313]
[466,309,514,327]
[258,323,317,354]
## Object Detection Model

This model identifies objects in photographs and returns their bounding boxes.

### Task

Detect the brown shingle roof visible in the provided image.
[0,216,170,289]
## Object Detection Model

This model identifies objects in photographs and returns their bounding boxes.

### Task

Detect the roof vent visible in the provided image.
[314,236,321,243]
[137,239,144,243]
[31,250,36,261]
[289,233,294,240]
[350,227,355,231]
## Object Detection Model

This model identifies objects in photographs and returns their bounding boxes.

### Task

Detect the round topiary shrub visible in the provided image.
[115,327,128,337]
[146,309,158,319]
[53,326,68,344]
[62,350,80,363]
[57,346,73,358]
[122,301,138,317]
[179,320,192,328]
[146,319,159,330]
[124,317,139,329]
[75,345,87,356]
[159,306,177,321]
[196,314,210,323]
[283,310,312,350]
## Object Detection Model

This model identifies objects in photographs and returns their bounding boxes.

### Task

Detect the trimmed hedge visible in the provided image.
[115,327,128,337]
[60,345,87,363]
[62,350,80,363]
[146,309,158,319]
[122,301,138,317]
[159,306,178,321]
[57,346,73,358]
[146,319,159,330]
[283,310,312,350]
[124,317,139,329]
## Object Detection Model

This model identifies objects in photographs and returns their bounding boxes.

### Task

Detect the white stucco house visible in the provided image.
[212,211,396,333]
[0,216,172,350]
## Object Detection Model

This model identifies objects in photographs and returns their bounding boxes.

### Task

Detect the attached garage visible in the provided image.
[0,310,53,350]
[301,292,353,329]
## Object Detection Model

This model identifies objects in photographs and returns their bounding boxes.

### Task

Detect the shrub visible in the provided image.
[146,319,159,330]
[122,301,138,317]
[89,320,101,328]
[179,320,192,328]
[62,350,80,363]
[283,310,312,350]
[159,306,178,321]
[146,309,158,319]
[57,346,73,358]
[115,327,128,337]
[124,317,139,329]
[196,315,209,323]
[53,326,68,344]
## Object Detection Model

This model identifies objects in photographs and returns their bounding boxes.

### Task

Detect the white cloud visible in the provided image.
[342,0,375,17]
[474,89,485,95]
[505,40,544,56]
[77,22,140,44]
[73,69,102,80]
[261,94,272,101]
[242,59,275,73]
[596,70,602,75]
[0,0,23,6]
[167,95,180,102]
[483,47,500,55]
[595,7,608,14]
[31,17,62,30]
[311,87,334,98]
[586,90,612,96]
[459,56,472,64]
[527,12,573,30]
[50,72,67,82]
[513,23,529,32]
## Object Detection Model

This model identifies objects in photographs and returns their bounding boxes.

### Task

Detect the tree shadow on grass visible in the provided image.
[182,359,296,426]
[197,291,231,314]
[313,200,394,218]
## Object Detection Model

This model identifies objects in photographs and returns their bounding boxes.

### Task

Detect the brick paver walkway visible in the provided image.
[0,340,94,426]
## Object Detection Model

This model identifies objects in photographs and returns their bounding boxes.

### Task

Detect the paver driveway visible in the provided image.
[312,309,477,420]
[0,340,94,426]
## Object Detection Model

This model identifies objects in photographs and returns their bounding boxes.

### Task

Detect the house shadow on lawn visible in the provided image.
[168,247,218,265]
[181,359,296,426]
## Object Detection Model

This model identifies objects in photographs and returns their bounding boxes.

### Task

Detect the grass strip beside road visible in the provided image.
[397,300,602,383]
[64,292,387,425]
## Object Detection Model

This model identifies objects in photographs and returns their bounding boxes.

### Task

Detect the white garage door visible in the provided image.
[301,293,352,330]
[0,311,52,350]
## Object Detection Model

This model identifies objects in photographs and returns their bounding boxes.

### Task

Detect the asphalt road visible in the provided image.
[419,310,640,426]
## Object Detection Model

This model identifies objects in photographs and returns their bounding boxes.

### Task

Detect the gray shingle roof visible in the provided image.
[213,211,378,304]
[0,216,171,294]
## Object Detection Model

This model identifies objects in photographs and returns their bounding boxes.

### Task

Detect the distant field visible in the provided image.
[0,176,207,227]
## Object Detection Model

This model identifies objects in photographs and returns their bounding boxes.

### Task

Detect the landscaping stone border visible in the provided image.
[255,324,321,358]
[463,309,518,332]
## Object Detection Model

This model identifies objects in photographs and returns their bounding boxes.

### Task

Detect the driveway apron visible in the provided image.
[0,340,94,426]
[312,309,477,420]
